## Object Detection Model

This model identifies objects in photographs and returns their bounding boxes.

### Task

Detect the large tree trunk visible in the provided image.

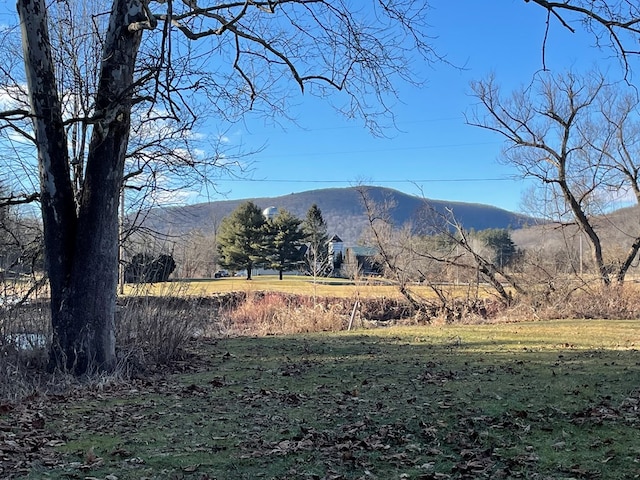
[18,0,143,374]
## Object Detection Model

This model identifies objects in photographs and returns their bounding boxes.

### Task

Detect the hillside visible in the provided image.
[512,204,640,253]
[140,186,536,244]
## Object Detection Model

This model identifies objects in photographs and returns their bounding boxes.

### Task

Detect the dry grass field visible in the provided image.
[123,275,498,301]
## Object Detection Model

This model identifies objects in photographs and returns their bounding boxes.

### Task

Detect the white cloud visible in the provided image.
[0,84,28,111]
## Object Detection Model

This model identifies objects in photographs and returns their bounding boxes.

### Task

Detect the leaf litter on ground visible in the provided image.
[1,319,639,479]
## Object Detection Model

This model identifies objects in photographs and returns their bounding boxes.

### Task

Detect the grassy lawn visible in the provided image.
[7,319,638,479]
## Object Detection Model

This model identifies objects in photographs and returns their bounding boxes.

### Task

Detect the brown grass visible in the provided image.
[3,275,640,403]
[504,282,640,322]
[127,276,499,300]
[116,283,217,366]
[220,291,347,335]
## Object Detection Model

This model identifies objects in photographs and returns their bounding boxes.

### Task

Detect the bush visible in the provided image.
[116,285,215,366]
[220,292,346,335]
[124,253,176,284]
[0,300,50,401]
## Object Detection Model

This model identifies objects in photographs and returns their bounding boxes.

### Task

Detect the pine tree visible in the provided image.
[263,209,306,280]
[302,204,330,277]
[217,202,265,280]
[475,228,516,268]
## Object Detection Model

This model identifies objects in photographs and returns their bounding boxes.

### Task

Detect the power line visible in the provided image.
[219,177,514,184]
[253,141,501,160]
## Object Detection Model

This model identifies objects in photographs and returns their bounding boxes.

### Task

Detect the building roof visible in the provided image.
[347,246,378,257]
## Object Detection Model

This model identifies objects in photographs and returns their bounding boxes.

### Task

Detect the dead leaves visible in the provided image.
[241,418,431,477]
[572,389,640,426]
[0,397,66,479]
[1,336,639,479]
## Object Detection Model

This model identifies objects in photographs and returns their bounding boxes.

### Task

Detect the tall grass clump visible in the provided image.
[0,301,50,401]
[116,283,214,367]
[221,292,346,336]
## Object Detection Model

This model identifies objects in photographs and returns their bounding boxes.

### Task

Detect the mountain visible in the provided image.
[512,203,640,252]
[140,186,536,245]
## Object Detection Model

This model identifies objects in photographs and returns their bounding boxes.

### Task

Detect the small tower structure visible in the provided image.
[263,206,278,221]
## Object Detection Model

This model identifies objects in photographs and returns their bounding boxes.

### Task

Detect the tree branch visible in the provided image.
[0,192,39,207]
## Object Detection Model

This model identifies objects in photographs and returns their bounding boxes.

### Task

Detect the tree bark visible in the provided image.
[18,0,78,368]
[18,0,143,374]
[616,236,640,284]
[246,262,253,280]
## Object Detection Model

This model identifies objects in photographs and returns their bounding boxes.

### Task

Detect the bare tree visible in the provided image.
[3,0,640,373]
[357,186,426,310]
[468,70,640,287]
[469,73,597,277]
[526,1,640,76]
[441,210,525,303]
[356,186,524,322]
[171,229,219,279]
[3,0,436,374]
[592,90,640,282]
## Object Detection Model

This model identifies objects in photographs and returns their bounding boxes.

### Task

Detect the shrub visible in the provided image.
[0,301,50,401]
[220,292,346,336]
[124,253,176,283]
[116,285,214,366]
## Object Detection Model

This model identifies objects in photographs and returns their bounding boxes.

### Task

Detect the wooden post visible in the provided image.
[348,300,359,331]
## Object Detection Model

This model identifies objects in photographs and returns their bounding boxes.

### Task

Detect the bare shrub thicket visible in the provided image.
[0,286,215,399]
[566,286,640,319]
[515,284,640,321]
[220,292,347,336]
[0,302,50,400]
[216,291,508,333]
[116,286,215,367]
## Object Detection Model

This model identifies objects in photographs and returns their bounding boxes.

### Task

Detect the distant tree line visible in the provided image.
[216,198,521,284]
[217,202,335,280]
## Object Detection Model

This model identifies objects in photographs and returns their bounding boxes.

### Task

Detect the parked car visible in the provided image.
[214,270,230,278]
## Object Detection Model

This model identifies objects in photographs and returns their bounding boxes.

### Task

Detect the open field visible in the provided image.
[123,276,498,300]
[3,320,639,479]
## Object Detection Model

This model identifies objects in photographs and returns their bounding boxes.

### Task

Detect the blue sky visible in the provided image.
[207,1,636,212]
[1,1,635,213]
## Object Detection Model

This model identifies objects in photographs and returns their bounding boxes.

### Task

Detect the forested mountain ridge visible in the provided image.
[141,186,536,245]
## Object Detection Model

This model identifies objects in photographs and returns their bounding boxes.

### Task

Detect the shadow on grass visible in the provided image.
[8,324,640,480]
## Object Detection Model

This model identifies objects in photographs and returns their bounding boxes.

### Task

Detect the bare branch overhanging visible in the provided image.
[527,0,640,76]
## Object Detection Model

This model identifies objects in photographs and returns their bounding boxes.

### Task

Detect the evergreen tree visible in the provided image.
[302,204,330,277]
[124,253,176,283]
[263,209,306,280]
[150,254,177,282]
[217,202,265,280]
[124,253,153,283]
[475,228,516,267]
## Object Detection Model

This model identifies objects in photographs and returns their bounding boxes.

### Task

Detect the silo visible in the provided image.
[263,206,278,221]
